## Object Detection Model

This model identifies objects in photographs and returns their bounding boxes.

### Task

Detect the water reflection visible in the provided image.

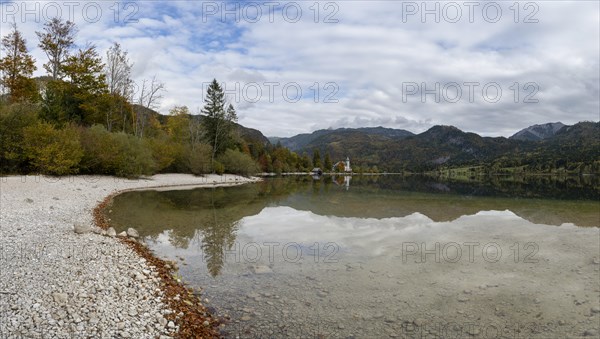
[107,175,599,278]
[106,175,600,338]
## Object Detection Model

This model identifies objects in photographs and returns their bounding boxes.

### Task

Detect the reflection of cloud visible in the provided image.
[237,207,598,257]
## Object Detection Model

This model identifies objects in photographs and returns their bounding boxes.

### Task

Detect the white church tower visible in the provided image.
[345,157,352,172]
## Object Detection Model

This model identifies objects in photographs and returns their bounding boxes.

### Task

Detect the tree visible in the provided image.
[134,75,165,137]
[105,43,132,96]
[324,153,332,171]
[104,43,133,131]
[36,18,76,80]
[0,23,37,102]
[201,79,238,168]
[64,45,106,94]
[61,45,107,125]
[300,152,312,171]
[312,149,322,168]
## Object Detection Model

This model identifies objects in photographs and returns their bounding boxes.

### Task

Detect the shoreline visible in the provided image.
[0,174,260,338]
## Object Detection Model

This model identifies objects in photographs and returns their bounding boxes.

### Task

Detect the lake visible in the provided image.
[106,175,600,338]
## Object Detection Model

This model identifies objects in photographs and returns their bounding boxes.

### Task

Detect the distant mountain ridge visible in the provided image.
[271,126,414,151]
[510,122,566,141]
[269,121,599,173]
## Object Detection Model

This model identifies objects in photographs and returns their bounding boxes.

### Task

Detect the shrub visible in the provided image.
[147,136,181,173]
[113,133,156,177]
[23,122,83,175]
[79,125,155,177]
[0,102,39,173]
[213,160,225,175]
[184,143,212,175]
[218,149,259,176]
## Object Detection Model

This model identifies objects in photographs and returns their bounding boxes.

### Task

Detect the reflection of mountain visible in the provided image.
[281,191,599,227]
[106,176,599,276]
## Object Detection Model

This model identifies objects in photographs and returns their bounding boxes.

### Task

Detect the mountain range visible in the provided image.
[268,121,599,173]
[146,103,598,173]
[509,122,566,141]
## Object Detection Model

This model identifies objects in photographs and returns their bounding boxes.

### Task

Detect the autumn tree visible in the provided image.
[64,45,106,94]
[201,79,238,168]
[40,44,108,126]
[0,23,37,102]
[36,18,76,80]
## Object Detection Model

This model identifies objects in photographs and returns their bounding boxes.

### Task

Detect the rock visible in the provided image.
[247,292,260,299]
[118,231,127,237]
[52,292,68,305]
[591,307,600,313]
[584,329,598,337]
[24,198,34,203]
[107,227,117,237]
[127,228,139,238]
[317,291,328,298]
[167,321,176,328]
[241,315,251,321]
[457,296,470,302]
[466,327,480,335]
[413,318,427,327]
[250,265,272,274]
[203,320,210,326]
[73,223,91,234]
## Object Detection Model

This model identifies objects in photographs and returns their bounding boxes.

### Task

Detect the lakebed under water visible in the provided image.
[106,175,600,338]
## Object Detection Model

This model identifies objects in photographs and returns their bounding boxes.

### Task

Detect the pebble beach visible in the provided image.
[0,174,259,338]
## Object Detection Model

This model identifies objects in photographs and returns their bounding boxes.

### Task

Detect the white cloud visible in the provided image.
[1,0,598,137]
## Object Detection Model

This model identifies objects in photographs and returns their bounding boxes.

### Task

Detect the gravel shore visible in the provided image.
[0,174,259,338]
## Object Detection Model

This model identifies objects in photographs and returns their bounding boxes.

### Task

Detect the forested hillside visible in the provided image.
[287,122,600,174]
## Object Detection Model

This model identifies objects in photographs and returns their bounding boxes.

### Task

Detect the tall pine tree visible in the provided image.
[201,79,237,168]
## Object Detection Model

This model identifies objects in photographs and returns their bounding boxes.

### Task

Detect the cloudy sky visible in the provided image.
[1,0,598,137]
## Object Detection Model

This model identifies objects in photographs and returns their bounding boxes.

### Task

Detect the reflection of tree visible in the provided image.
[168,229,191,249]
[199,189,241,277]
